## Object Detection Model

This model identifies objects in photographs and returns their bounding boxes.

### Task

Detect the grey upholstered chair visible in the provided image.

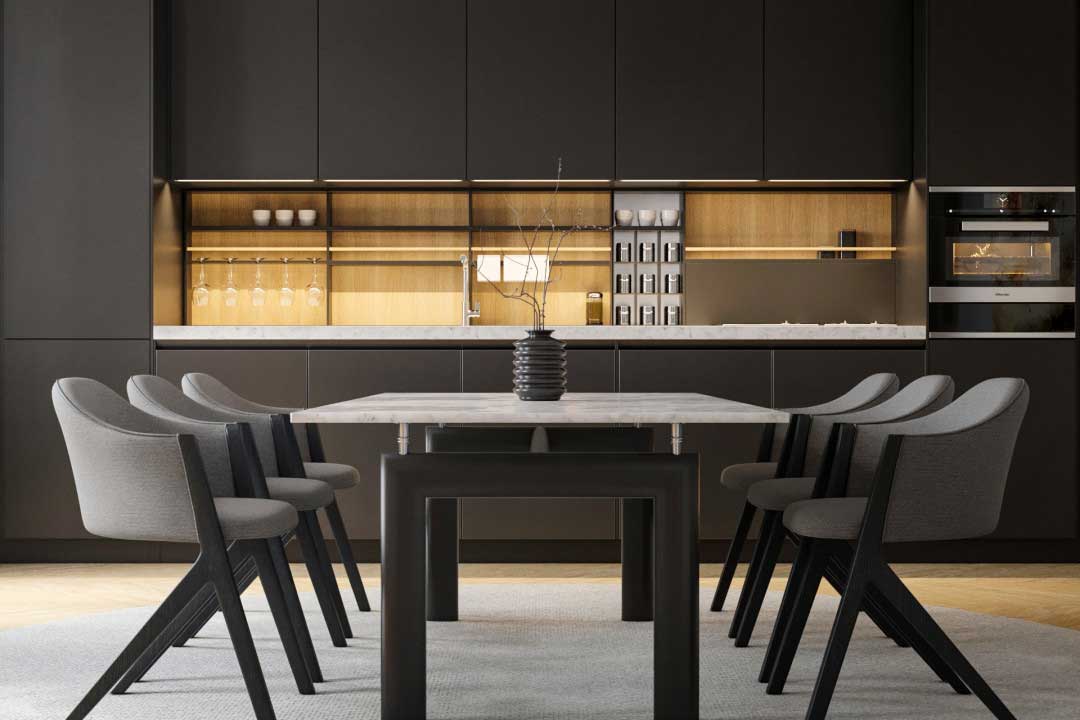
[177,373,365,641]
[728,375,955,647]
[127,374,347,655]
[52,378,313,720]
[711,372,901,613]
[765,378,1029,720]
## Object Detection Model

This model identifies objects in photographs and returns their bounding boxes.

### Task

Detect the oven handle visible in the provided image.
[960,220,1051,232]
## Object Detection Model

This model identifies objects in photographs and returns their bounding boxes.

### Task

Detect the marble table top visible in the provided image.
[291,392,789,426]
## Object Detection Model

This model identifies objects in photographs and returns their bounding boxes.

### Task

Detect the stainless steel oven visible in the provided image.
[929,187,1076,338]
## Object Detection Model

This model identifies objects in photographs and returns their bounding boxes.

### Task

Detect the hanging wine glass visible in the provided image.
[223,257,239,307]
[251,257,266,307]
[306,258,323,307]
[191,257,210,307]
[279,257,294,307]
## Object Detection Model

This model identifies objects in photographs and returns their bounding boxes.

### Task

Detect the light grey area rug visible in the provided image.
[2,583,1078,719]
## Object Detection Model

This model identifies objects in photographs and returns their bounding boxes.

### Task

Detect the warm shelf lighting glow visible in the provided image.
[323,179,465,183]
[765,179,908,183]
[618,179,760,183]
[471,179,609,183]
[174,179,317,183]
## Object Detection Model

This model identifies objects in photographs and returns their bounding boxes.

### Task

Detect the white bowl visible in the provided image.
[298,209,317,226]
[252,209,271,226]
[614,209,634,226]
[661,209,680,227]
[637,209,657,227]
[274,209,295,227]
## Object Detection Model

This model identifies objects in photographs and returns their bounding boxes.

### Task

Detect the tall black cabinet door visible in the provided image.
[2,0,152,339]
[927,0,1076,186]
[618,349,773,539]
[764,0,912,180]
[467,0,614,180]
[318,0,466,180]
[616,0,763,180]
[308,350,461,540]
[2,340,151,539]
[928,340,1077,539]
[172,0,317,180]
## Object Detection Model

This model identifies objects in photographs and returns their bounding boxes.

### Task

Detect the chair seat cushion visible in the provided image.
[303,461,360,490]
[747,477,816,511]
[215,497,298,541]
[266,477,334,511]
[783,497,868,540]
[720,462,778,492]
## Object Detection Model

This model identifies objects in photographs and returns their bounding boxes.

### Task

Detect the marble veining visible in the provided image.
[291,392,790,425]
[155,324,926,342]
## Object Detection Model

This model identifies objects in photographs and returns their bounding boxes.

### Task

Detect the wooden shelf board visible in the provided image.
[685,246,896,252]
[186,246,326,252]
[190,226,331,232]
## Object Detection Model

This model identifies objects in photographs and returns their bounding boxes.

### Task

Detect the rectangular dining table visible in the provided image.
[292,392,788,720]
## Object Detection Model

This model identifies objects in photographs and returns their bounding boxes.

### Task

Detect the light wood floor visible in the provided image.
[2,563,1079,632]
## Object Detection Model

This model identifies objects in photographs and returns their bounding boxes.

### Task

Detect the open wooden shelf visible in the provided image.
[187,247,326,253]
[190,225,331,232]
[686,246,896,253]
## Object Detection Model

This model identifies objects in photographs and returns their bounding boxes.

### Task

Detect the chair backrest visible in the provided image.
[847,378,1029,542]
[769,372,900,462]
[426,426,654,453]
[802,375,955,473]
[51,378,226,543]
[181,373,282,475]
[180,372,297,415]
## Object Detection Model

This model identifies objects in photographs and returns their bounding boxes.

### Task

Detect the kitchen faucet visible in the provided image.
[460,255,480,326]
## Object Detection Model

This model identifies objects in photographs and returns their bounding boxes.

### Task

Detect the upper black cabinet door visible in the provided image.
[616,0,763,180]
[927,0,1076,186]
[319,0,466,180]
[467,0,614,180]
[765,0,912,180]
[172,0,317,180]
[2,0,151,338]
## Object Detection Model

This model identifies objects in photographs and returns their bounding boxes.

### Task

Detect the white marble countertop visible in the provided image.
[154,323,926,343]
[292,392,790,425]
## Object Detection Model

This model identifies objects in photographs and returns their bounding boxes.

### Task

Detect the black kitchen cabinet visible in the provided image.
[616,0,763,180]
[172,0,317,180]
[318,0,466,180]
[467,0,614,180]
[764,0,912,180]
[154,349,308,409]
[927,0,1076,186]
[308,350,462,539]
[772,348,926,409]
[2,0,152,338]
[2,340,151,539]
[460,348,618,540]
[618,348,772,539]
[928,340,1077,539]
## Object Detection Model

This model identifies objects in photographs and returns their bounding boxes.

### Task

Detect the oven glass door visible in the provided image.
[931,217,1074,286]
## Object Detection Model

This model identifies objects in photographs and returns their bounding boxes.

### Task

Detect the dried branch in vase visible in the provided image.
[475,159,612,330]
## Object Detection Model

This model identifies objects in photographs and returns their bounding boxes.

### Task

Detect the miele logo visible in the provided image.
[994,291,1011,296]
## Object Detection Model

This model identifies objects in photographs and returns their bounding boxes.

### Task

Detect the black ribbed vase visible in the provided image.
[512,329,567,401]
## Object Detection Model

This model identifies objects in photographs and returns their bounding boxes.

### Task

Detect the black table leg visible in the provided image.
[382,477,427,720]
[426,498,459,621]
[621,498,654,621]
[653,473,699,720]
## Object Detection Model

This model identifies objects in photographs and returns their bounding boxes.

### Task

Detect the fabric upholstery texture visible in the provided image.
[747,477,817,512]
[720,462,779,492]
[303,462,360,490]
[181,374,282,477]
[783,497,869,540]
[768,372,900,462]
[264,477,333,512]
[214,497,298,541]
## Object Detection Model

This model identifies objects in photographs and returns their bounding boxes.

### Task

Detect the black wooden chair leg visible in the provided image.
[766,540,829,695]
[804,547,872,719]
[729,510,776,639]
[209,551,276,720]
[873,562,1015,717]
[173,556,257,647]
[324,499,371,612]
[66,560,208,720]
[304,511,353,638]
[247,540,315,695]
[267,534,324,683]
[734,510,785,647]
[711,500,755,612]
[295,509,348,647]
[759,534,814,682]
